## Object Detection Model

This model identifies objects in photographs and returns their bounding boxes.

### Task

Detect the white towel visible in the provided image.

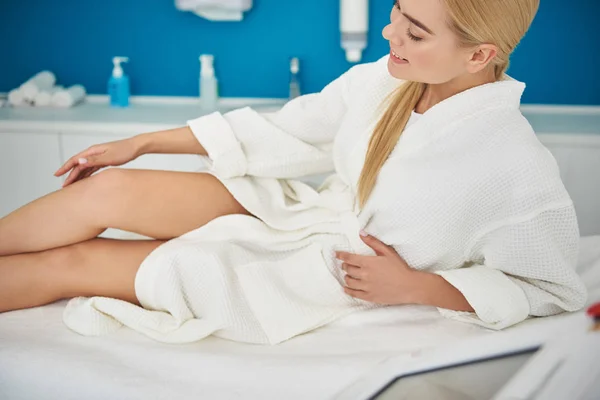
[33,85,64,107]
[50,85,86,108]
[176,0,252,20]
[176,0,252,11]
[20,71,56,102]
[8,89,27,106]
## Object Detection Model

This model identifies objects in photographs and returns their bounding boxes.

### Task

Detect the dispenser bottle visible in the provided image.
[199,54,219,111]
[289,57,301,100]
[340,0,369,63]
[108,57,130,107]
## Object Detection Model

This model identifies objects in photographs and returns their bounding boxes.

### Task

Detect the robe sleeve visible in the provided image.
[186,60,381,180]
[434,204,588,330]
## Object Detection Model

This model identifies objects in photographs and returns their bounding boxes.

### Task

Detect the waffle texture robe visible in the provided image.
[63,56,587,345]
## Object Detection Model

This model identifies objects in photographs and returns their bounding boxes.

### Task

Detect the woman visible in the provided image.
[0,0,587,345]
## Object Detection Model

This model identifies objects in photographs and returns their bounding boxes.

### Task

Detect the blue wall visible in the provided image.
[1,0,598,105]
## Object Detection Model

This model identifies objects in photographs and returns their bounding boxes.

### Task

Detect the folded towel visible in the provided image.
[20,71,56,102]
[50,85,86,108]
[176,0,252,20]
[176,0,252,11]
[8,89,26,106]
[33,85,64,107]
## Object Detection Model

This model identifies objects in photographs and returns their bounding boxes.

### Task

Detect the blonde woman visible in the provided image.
[0,0,587,345]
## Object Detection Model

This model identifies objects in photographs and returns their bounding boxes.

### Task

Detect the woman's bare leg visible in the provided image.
[0,168,251,256]
[0,237,165,313]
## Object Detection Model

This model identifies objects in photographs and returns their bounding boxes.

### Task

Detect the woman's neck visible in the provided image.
[415,69,497,114]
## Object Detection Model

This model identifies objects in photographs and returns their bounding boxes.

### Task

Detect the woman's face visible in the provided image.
[383,0,477,84]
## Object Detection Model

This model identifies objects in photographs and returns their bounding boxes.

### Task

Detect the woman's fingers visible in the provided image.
[55,156,79,177]
[71,166,102,185]
[55,152,90,177]
[62,164,88,187]
[344,274,367,291]
[62,169,80,187]
[341,262,363,279]
[79,154,106,168]
[336,251,370,268]
[80,166,101,180]
[54,147,105,177]
[60,154,107,186]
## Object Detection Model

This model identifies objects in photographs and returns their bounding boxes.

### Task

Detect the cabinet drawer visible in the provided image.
[0,132,62,217]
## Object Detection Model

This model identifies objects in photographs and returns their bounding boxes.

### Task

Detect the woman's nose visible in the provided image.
[382,21,404,46]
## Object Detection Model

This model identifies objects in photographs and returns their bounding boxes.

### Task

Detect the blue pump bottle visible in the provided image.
[108,57,130,107]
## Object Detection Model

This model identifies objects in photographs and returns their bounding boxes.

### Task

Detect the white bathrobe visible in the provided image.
[63,55,588,345]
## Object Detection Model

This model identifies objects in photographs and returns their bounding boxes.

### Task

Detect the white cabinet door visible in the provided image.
[59,133,209,174]
[546,145,600,236]
[0,132,62,218]
[541,135,600,236]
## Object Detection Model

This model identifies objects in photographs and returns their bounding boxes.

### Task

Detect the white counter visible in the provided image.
[0,96,287,134]
[1,96,598,136]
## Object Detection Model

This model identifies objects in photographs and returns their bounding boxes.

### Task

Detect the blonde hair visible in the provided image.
[356,0,540,208]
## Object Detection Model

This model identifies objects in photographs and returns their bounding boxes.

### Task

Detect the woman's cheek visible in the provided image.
[411,51,434,73]
[422,51,454,80]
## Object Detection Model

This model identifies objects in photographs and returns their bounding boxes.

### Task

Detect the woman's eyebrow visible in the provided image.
[396,1,435,36]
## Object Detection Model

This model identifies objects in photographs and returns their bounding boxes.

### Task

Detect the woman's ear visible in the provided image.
[466,44,498,74]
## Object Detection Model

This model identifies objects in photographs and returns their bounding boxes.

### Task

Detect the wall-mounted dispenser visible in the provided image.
[340,0,369,63]
[175,0,253,21]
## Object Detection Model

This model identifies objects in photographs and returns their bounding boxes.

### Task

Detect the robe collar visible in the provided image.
[393,76,526,155]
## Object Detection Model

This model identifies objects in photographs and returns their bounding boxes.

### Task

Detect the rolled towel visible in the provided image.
[50,84,86,108]
[8,88,26,106]
[20,71,57,102]
[33,85,64,107]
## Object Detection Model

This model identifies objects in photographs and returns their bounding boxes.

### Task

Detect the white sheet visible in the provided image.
[1,236,599,400]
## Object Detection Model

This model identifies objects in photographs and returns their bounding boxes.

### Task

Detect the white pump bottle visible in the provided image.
[340,0,369,63]
[199,54,219,112]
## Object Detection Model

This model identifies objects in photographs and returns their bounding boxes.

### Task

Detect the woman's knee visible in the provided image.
[58,238,164,303]
[44,244,84,299]
[75,168,134,220]
[86,168,132,194]
[51,239,116,299]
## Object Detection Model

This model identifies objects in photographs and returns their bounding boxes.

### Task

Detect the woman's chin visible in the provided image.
[387,65,410,80]
[387,58,412,80]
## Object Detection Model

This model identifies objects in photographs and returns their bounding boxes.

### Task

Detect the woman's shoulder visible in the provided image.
[464,107,541,153]
[471,110,571,202]
[487,110,554,165]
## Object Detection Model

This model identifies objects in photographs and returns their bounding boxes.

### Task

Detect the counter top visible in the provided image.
[0,96,287,134]
[0,95,598,136]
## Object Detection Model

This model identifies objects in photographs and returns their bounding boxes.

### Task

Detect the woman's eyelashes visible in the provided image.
[393,1,423,42]
[407,28,423,42]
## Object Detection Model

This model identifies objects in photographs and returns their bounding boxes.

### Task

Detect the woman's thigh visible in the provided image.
[87,168,253,240]
[60,237,166,305]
